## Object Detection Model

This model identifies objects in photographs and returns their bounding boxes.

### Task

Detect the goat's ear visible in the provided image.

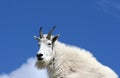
[34,36,40,42]
[52,34,60,44]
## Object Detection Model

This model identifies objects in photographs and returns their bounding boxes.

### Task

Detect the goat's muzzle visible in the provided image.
[36,53,43,60]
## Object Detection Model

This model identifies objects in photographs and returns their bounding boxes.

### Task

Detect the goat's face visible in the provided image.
[34,26,59,69]
[37,37,53,61]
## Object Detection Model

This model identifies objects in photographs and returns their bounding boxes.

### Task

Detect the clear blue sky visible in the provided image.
[0,0,120,76]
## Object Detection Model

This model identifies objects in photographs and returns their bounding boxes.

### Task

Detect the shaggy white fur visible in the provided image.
[36,38,118,78]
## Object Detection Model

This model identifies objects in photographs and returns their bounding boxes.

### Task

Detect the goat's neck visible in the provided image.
[47,56,65,78]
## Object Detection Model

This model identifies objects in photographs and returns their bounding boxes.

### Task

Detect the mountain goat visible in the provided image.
[34,26,118,78]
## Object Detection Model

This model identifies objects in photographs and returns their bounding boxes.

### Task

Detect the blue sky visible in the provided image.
[0,0,120,77]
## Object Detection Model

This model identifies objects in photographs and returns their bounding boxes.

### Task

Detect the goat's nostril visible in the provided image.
[36,54,43,57]
[40,54,43,56]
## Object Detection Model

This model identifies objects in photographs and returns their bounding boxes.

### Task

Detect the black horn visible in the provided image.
[39,26,43,38]
[46,26,56,40]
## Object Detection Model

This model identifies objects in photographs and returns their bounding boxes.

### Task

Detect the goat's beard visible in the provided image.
[35,60,46,69]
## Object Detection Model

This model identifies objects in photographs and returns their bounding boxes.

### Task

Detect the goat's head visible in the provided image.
[34,26,59,69]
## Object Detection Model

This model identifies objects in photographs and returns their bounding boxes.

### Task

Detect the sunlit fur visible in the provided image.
[35,35,118,78]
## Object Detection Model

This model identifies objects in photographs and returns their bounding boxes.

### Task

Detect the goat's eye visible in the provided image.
[48,43,51,45]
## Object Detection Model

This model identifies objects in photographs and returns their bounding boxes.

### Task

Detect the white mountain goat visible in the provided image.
[34,26,118,78]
